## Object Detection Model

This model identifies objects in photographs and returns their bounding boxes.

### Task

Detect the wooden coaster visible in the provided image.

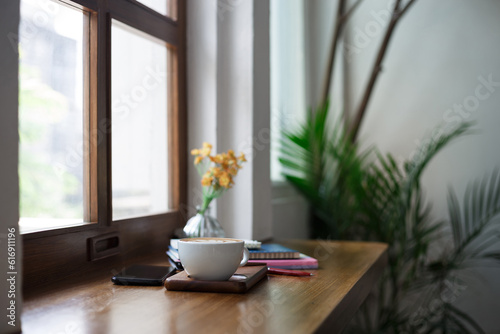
[164,265,268,293]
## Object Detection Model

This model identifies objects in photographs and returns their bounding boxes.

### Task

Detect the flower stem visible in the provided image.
[199,196,212,215]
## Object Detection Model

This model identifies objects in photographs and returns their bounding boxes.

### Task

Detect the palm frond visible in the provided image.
[279,101,369,238]
[354,122,475,331]
[402,121,475,208]
[361,151,405,240]
[447,168,500,264]
[448,187,463,249]
[279,103,330,202]
[445,303,485,334]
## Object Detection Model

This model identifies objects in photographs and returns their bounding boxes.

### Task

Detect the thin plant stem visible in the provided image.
[321,0,346,104]
[349,0,419,142]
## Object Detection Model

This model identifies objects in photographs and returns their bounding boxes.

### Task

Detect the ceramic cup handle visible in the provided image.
[239,247,250,266]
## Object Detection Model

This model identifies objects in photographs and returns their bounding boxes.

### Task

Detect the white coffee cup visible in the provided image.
[178,237,250,281]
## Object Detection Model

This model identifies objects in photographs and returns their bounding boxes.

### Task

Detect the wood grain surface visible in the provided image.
[22,240,387,334]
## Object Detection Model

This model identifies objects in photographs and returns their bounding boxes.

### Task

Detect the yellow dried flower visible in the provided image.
[191,143,245,205]
[194,156,204,165]
[228,166,238,176]
[218,172,231,188]
[200,148,211,157]
[211,167,223,177]
[210,154,224,164]
[201,174,213,186]
[197,142,212,157]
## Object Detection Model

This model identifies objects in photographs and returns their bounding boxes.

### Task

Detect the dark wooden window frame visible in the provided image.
[22,0,187,294]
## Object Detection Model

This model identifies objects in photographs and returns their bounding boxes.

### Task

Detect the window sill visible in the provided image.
[19,218,91,235]
[22,212,184,295]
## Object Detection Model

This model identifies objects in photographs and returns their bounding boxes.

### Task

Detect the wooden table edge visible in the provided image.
[316,243,388,333]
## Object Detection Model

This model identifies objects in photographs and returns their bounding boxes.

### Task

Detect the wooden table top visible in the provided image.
[22,240,387,334]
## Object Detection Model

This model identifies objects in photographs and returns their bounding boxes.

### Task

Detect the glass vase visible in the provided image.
[183,206,225,238]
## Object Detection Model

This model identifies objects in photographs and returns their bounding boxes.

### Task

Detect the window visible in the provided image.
[137,0,177,19]
[111,21,170,220]
[19,0,87,232]
[270,0,306,182]
[20,0,186,289]
[270,0,310,239]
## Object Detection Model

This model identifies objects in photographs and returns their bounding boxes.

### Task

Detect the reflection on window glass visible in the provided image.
[18,0,85,230]
[111,20,169,220]
[136,0,172,18]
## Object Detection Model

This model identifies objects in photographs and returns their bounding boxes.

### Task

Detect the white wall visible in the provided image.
[187,0,272,241]
[0,1,22,332]
[346,0,500,221]
[342,0,500,332]
[304,0,335,108]
[186,0,218,221]
[251,0,273,240]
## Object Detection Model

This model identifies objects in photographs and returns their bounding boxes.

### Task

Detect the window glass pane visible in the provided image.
[18,0,86,231]
[270,0,307,182]
[136,0,177,19]
[111,20,169,220]
[137,0,166,15]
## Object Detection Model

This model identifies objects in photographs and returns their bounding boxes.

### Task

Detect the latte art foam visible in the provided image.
[188,239,231,243]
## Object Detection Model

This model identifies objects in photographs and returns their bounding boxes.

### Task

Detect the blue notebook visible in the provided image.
[249,244,300,259]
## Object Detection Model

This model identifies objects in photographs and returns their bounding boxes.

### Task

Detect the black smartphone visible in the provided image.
[111,265,177,286]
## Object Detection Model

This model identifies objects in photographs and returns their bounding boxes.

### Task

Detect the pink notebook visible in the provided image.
[248,253,318,269]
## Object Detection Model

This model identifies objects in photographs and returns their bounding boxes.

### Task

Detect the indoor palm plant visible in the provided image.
[279,102,368,239]
[280,110,500,332]
[279,0,499,330]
